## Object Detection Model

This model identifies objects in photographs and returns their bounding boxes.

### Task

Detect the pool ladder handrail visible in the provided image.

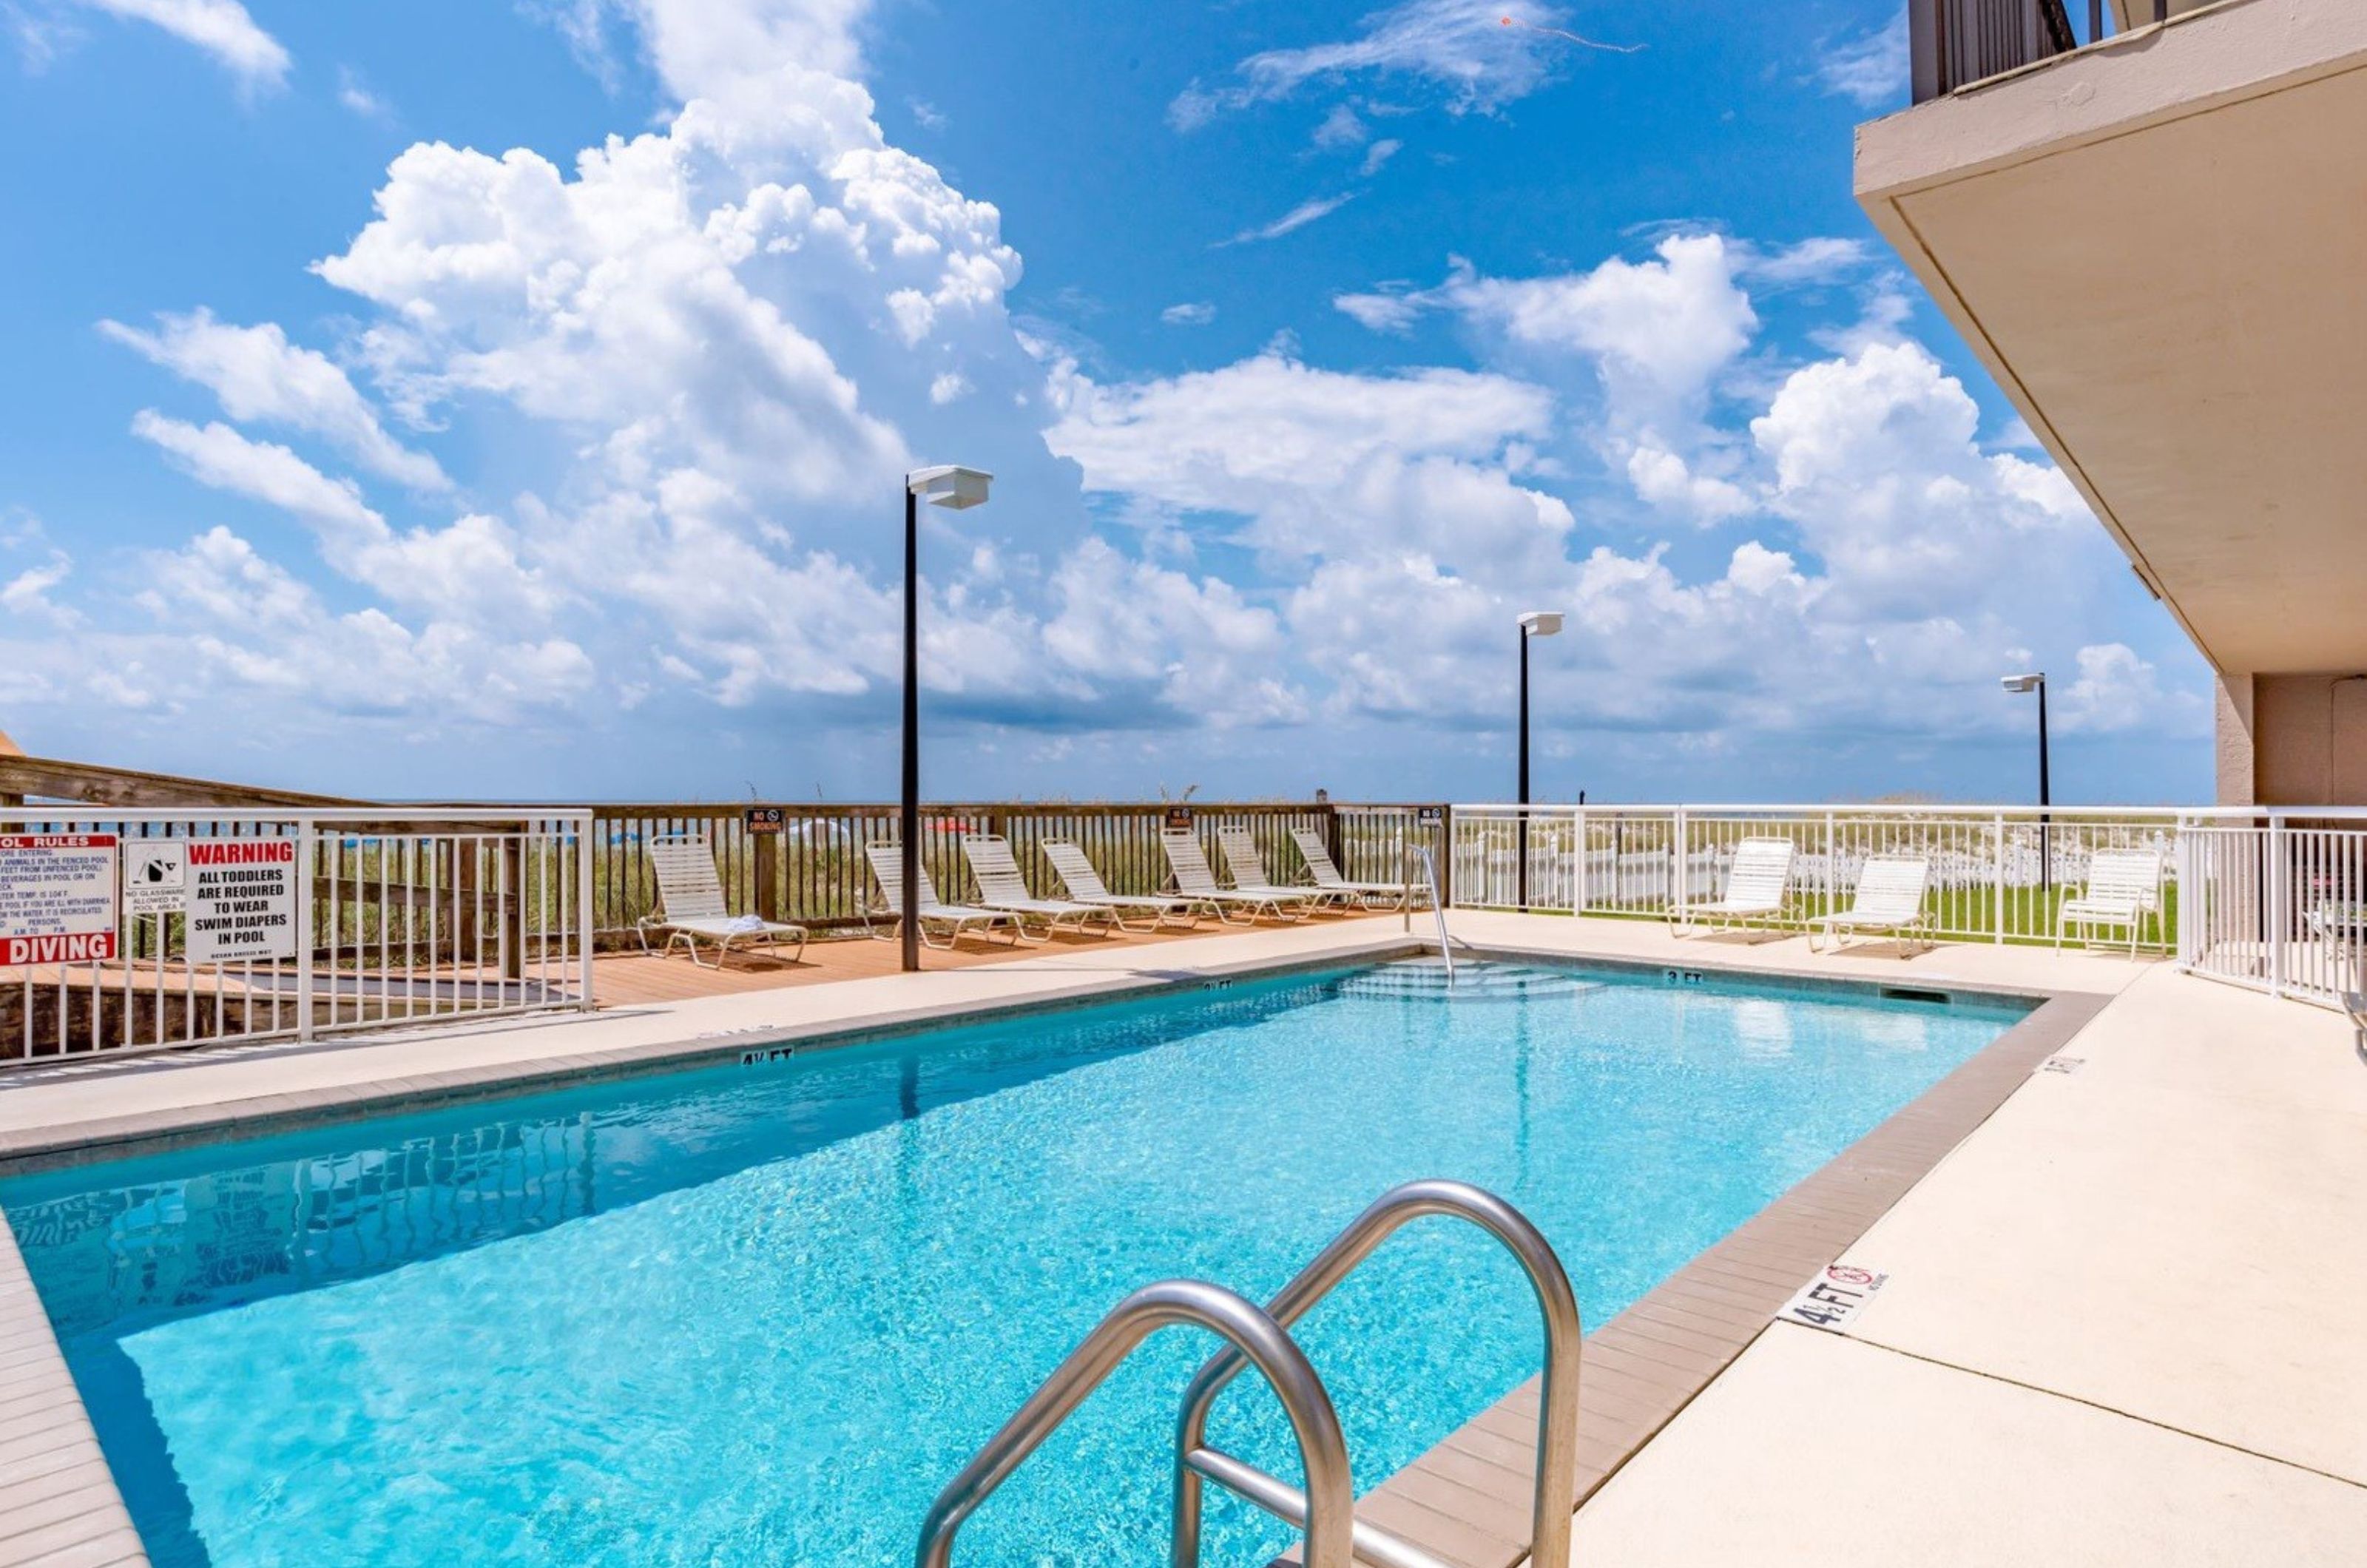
[912,1180,1583,1568]
[1172,1178,1582,1568]
[914,1278,1357,1568]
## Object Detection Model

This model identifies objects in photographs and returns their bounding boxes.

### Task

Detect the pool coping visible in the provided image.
[0,932,2107,1568]
[1311,941,2111,1568]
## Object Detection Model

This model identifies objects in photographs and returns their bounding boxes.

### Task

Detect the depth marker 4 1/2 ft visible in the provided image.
[1778,1263,1889,1334]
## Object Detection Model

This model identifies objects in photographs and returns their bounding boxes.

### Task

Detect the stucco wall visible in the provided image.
[2223,672,2367,805]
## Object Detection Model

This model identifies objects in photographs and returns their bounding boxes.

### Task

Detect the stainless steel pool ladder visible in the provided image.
[913,1179,1584,1568]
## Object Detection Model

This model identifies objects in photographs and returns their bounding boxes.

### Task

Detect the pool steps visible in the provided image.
[1334,959,1604,1004]
[914,1178,1583,1568]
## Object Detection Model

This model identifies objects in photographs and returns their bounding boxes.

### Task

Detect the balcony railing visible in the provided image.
[1908,0,2168,104]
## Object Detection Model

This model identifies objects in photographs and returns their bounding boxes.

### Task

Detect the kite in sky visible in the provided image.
[1501,14,1645,53]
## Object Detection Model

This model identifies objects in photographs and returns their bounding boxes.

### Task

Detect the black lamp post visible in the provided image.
[1516,611,1564,908]
[899,465,993,973]
[2002,672,2050,891]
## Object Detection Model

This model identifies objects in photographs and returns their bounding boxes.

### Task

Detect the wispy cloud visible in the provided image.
[337,66,392,121]
[1360,138,1402,176]
[75,0,288,89]
[1172,0,1621,130]
[1820,8,1906,109]
[1161,302,1217,326]
[1218,192,1356,248]
[1312,103,1366,148]
[1737,236,1872,286]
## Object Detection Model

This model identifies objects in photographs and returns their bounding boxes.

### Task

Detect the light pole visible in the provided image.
[2001,672,2050,892]
[1516,611,1564,908]
[900,465,993,973]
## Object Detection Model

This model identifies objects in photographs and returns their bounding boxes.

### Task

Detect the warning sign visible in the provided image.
[186,838,298,965]
[123,841,188,917]
[0,834,121,966]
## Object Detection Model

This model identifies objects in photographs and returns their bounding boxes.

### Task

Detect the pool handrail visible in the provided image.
[1416,845,1456,985]
[1169,1179,1584,1568]
[914,1278,1355,1568]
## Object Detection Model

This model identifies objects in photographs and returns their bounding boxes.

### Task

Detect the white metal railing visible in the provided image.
[1448,801,2367,1013]
[2176,808,2367,1010]
[1451,802,2178,947]
[1,808,595,1066]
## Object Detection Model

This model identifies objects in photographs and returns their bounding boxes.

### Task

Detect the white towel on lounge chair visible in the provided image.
[635,834,808,967]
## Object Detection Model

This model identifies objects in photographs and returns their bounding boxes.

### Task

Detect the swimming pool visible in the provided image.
[1,959,2027,1567]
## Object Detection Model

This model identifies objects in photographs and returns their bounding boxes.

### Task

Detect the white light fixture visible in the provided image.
[907,464,993,510]
[2000,672,2044,693]
[1519,610,1565,638]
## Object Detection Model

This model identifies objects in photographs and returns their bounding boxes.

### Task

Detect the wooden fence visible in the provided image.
[582,802,1448,944]
[1,753,1446,953]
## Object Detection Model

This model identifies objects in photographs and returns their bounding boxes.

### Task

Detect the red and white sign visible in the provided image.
[0,834,121,966]
[186,837,299,965]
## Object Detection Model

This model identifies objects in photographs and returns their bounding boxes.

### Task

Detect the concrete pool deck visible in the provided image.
[1536,924,2367,1566]
[0,913,2358,1565]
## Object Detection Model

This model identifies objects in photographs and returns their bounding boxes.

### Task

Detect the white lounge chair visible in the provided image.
[1286,826,1417,910]
[863,843,1022,950]
[635,834,808,967]
[1809,854,1933,956]
[1160,830,1311,924]
[959,835,1115,941]
[1041,841,1199,932]
[1675,837,1795,936]
[2057,847,2164,955]
[1215,825,1345,911]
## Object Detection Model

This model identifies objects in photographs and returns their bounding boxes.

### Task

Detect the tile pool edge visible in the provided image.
[1318,979,2113,1568]
[0,1215,149,1567]
[0,935,2102,1568]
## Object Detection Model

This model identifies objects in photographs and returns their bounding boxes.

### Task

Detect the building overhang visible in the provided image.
[1857,0,2367,676]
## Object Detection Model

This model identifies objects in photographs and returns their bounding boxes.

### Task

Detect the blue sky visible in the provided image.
[0,0,2210,803]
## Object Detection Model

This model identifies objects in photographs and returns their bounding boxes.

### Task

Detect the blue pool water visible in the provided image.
[2,961,2024,1567]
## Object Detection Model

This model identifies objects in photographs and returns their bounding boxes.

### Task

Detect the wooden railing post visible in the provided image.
[454,838,480,969]
[1437,805,1455,909]
[502,835,524,981]
[753,828,780,923]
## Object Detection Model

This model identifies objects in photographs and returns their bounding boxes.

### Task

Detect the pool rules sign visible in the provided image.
[0,834,120,965]
[185,839,299,964]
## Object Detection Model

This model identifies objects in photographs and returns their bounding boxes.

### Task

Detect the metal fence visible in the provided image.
[1450,803,2184,948]
[2176,808,2367,1010]
[1450,801,2367,1015]
[581,802,1444,942]
[1,808,593,1066]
